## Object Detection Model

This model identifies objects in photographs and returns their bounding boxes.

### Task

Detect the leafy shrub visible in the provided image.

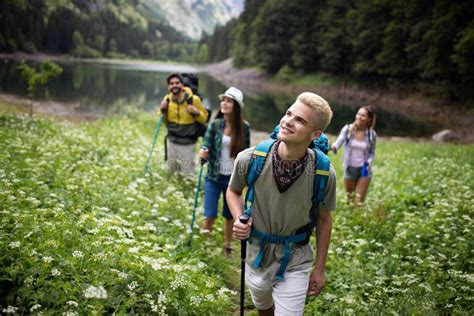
[73,45,102,58]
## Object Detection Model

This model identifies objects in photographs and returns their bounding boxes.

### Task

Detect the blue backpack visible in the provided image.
[244,125,331,281]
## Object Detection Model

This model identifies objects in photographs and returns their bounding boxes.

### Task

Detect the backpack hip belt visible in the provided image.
[249,228,311,282]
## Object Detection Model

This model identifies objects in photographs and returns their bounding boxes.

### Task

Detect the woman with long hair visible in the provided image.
[198,87,250,254]
[332,106,377,204]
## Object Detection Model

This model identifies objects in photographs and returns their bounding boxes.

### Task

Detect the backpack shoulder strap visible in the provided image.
[244,139,276,216]
[186,94,193,105]
[311,148,331,212]
[345,124,351,144]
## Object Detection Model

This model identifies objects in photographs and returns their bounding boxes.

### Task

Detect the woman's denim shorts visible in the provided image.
[344,166,372,180]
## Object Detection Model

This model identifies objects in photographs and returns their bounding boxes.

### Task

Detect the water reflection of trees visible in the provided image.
[328,102,435,137]
[46,62,169,112]
[0,61,436,137]
[243,94,293,132]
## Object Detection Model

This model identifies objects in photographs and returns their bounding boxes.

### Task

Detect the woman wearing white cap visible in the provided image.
[198,87,251,255]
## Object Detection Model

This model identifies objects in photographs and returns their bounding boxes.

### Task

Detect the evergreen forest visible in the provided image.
[199,0,474,102]
[0,0,196,62]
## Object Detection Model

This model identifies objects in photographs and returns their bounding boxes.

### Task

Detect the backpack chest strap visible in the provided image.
[250,228,310,282]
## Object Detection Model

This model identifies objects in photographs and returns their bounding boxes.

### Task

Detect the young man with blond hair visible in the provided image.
[227,92,336,315]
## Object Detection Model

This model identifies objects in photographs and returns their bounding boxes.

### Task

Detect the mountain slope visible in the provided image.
[141,0,244,39]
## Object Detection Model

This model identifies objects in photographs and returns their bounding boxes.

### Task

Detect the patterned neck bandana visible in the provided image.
[272,140,308,193]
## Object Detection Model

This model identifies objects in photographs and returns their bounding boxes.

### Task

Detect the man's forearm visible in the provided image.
[226,188,244,220]
[314,211,332,272]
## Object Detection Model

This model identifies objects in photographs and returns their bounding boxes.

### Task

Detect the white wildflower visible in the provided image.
[66,301,78,308]
[218,287,237,299]
[164,244,176,251]
[123,228,134,238]
[127,281,138,291]
[128,247,139,253]
[52,268,61,276]
[170,276,186,290]
[418,283,433,292]
[323,293,337,301]
[205,294,214,302]
[30,304,41,312]
[9,241,20,248]
[2,306,18,314]
[72,251,83,258]
[84,285,108,299]
[42,256,53,263]
[152,245,162,251]
[190,295,202,306]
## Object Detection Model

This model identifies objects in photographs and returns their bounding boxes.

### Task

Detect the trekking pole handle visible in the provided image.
[239,214,250,316]
[239,214,250,260]
[239,214,249,224]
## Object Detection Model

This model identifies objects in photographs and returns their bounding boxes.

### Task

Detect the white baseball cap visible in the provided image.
[218,87,244,108]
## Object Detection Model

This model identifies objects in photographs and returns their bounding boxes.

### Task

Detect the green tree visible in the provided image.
[251,0,301,73]
[231,0,265,67]
[318,0,355,74]
[452,21,474,76]
[72,31,84,47]
[17,60,63,115]
[196,44,209,63]
[142,40,153,56]
[109,39,117,52]
[349,0,392,77]
[289,0,321,72]
[93,34,105,52]
[18,60,63,96]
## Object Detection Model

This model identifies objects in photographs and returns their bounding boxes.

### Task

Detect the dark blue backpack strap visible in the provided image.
[244,139,276,216]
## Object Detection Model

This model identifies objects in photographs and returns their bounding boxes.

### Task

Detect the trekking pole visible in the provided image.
[239,214,250,316]
[143,115,164,176]
[188,159,205,246]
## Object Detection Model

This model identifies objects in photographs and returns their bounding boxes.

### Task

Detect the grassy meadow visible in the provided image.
[0,108,472,315]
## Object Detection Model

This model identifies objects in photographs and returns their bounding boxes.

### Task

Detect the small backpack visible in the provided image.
[181,73,211,138]
[244,125,331,281]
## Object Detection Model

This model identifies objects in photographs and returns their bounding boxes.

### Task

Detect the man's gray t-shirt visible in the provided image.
[229,147,337,271]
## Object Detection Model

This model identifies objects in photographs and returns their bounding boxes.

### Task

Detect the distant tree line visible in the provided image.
[198,0,474,101]
[0,0,197,62]
[197,19,238,63]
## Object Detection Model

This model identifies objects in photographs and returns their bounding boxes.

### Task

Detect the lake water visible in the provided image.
[0,59,435,137]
